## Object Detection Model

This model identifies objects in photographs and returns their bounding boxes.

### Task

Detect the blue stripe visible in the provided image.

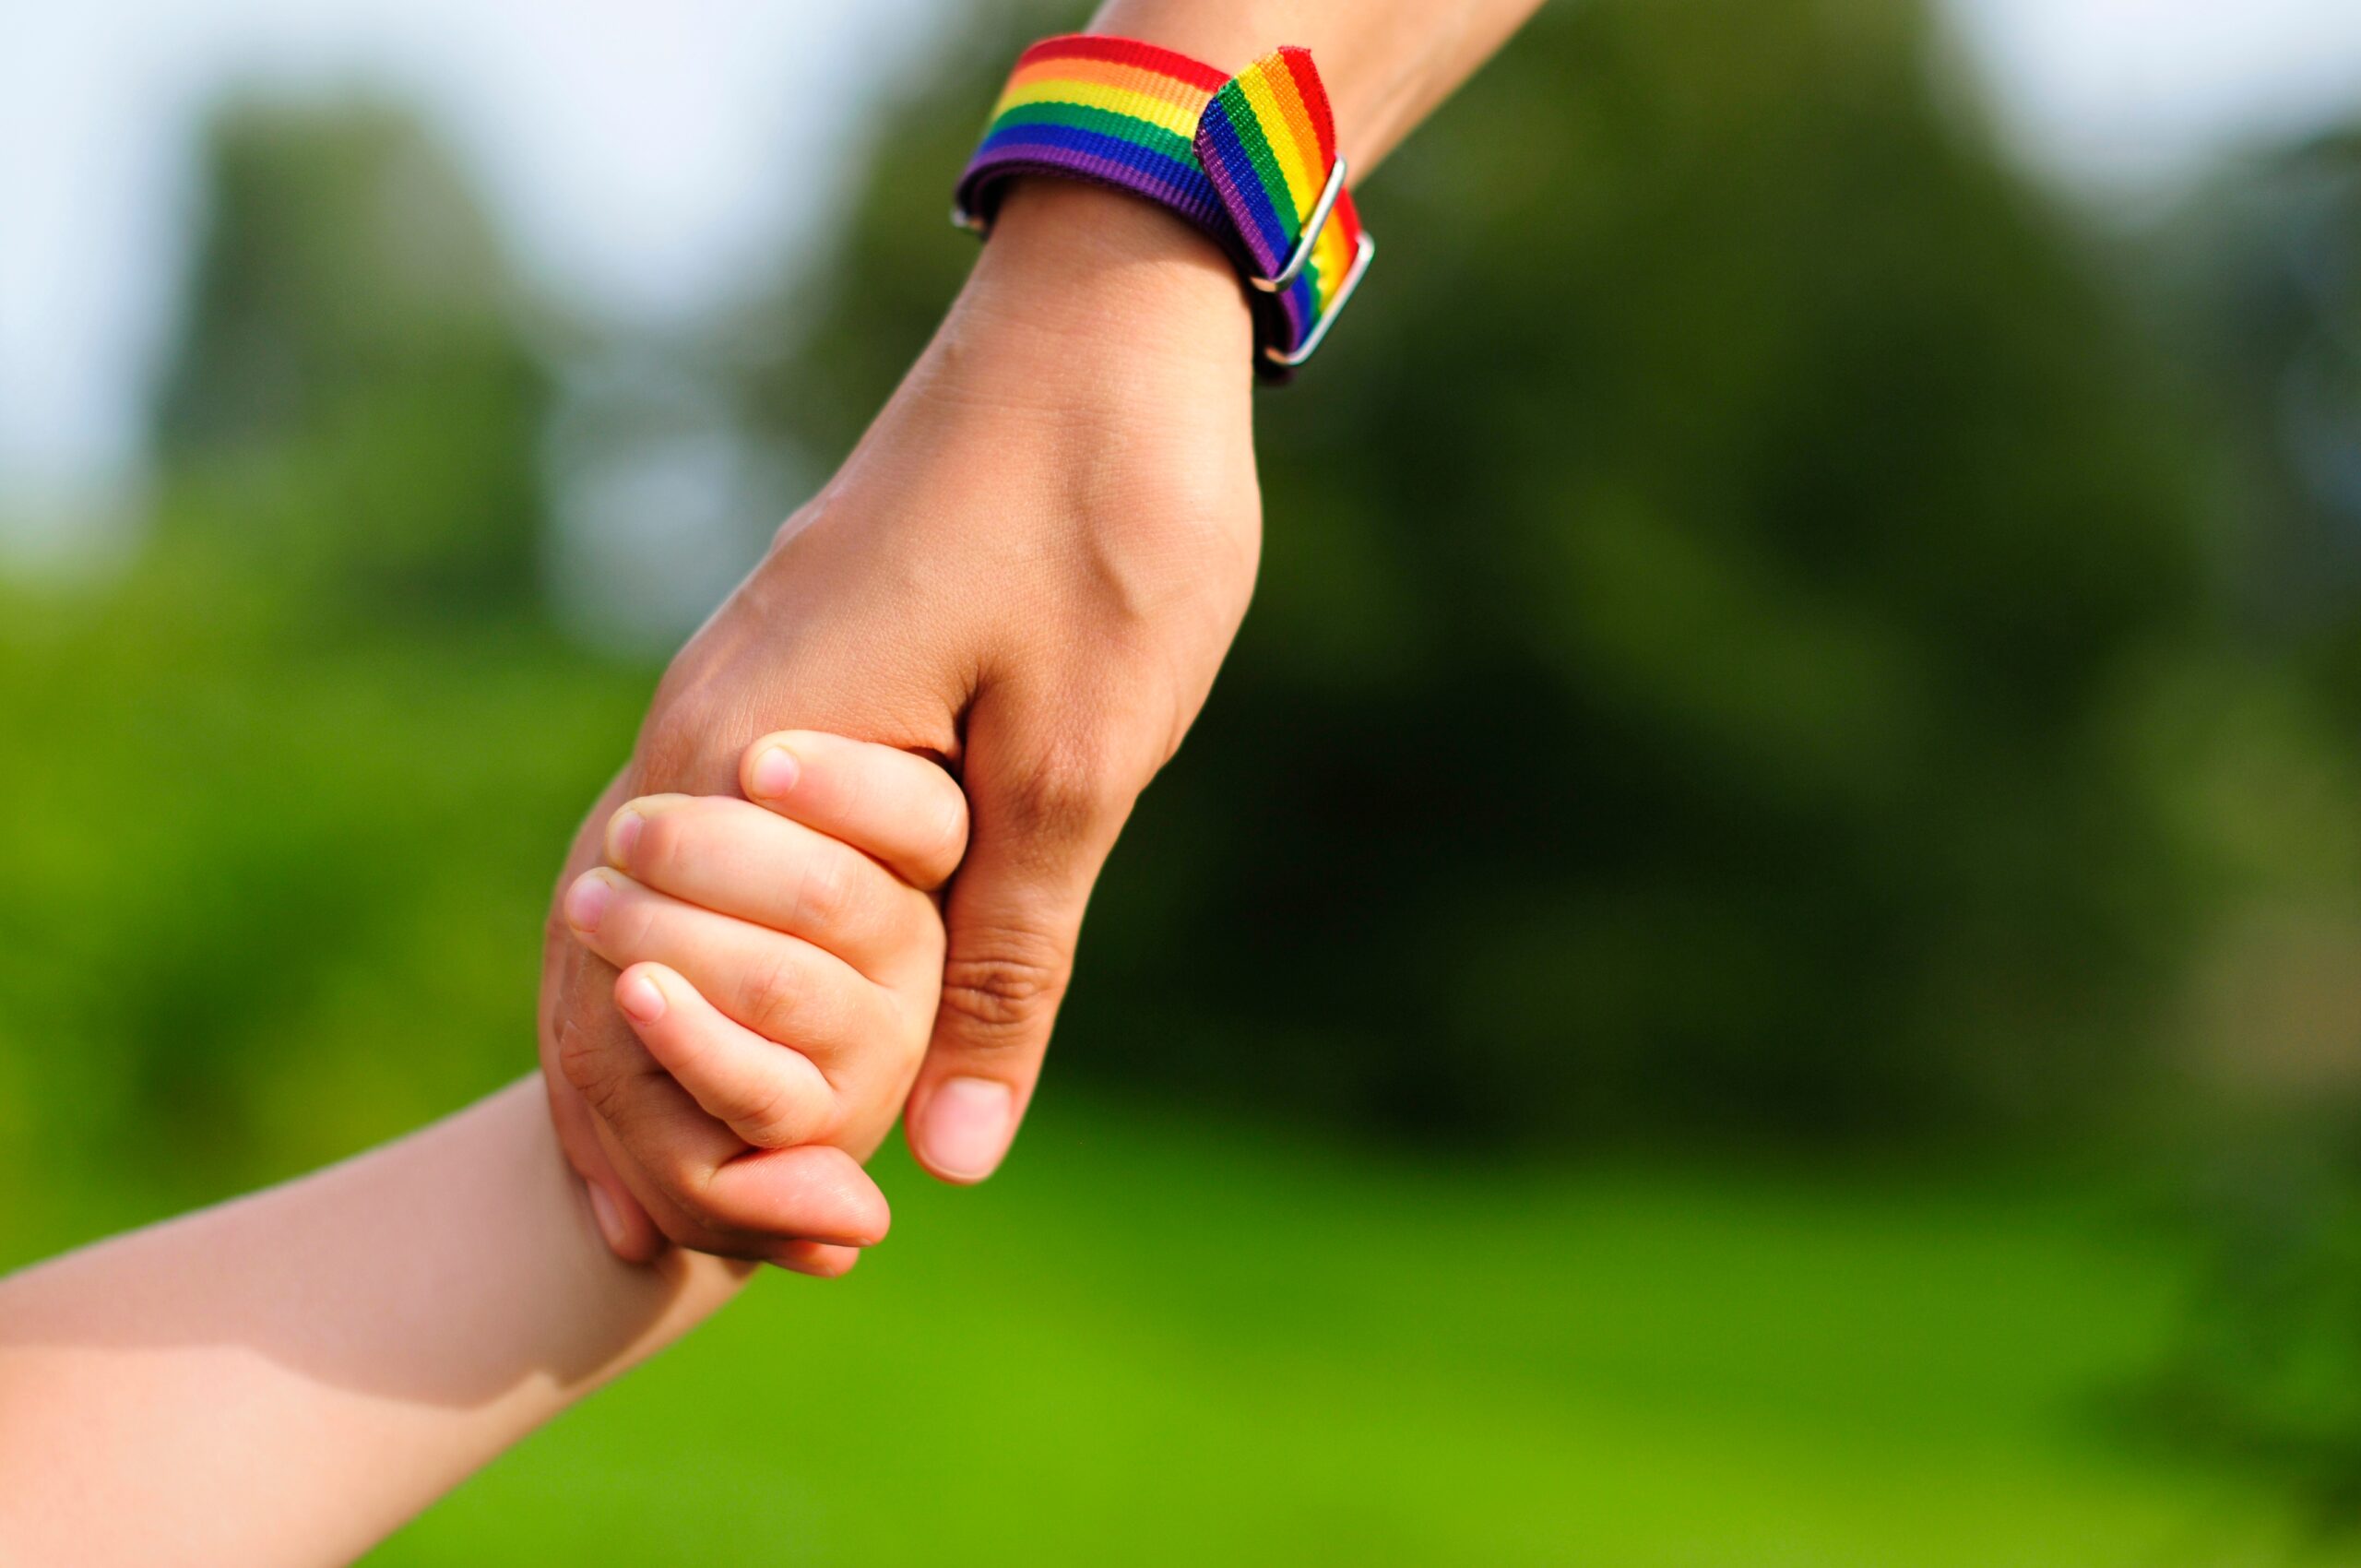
[1195,102,1293,270]
[1283,272,1317,347]
[976,121,1215,201]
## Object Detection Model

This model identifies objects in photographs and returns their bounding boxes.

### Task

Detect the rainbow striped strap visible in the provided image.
[954,35,1376,378]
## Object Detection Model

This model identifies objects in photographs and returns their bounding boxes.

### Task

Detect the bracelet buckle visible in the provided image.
[1248,157,1348,293]
[1244,157,1374,371]
[1262,230,1375,370]
[951,37,1377,379]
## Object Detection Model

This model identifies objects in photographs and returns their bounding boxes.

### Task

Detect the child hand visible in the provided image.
[556,731,967,1274]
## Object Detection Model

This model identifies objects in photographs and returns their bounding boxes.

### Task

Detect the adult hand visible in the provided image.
[541,181,1262,1262]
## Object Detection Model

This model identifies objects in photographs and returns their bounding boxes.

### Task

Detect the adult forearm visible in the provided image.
[1090,0,1547,173]
[0,1078,746,1568]
[545,0,1550,1241]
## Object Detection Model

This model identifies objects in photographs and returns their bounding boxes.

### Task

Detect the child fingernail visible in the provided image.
[749,744,800,798]
[919,1076,1014,1182]
[587,1184,628,1253]
[618,969,666,1023]
[564,872,611,932]
[607,807,644,864]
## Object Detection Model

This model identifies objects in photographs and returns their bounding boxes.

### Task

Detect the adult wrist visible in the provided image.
[953,179,1255,380]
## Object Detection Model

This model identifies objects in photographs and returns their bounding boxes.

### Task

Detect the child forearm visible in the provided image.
[0,1076,748,1568]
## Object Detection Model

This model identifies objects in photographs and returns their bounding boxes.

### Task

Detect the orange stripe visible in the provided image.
[1007,53,1216,109]
[1280,47,1338,164]
[993,77,1206,140]
[1254,59,1329,191]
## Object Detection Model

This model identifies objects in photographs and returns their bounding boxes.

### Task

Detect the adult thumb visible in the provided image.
[905,710,1133,1184]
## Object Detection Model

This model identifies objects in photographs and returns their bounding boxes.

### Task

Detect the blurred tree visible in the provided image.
[0,96,640,1185]
[2130,128,2361,1527]
[152,99,550,615]
[2165,131,2361,629]
[747,0,2229,1144]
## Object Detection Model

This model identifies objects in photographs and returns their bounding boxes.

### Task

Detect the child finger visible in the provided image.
[740,731,969,891]
[613,962,837,1149]
[770,1241,863,1277]
[603,795,935,983]
[702,1145,891,1248]
[555,1004,743,1205]
[564,869,889,1078]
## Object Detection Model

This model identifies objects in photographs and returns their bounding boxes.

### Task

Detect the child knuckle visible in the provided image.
[741,951,806,1041]
[740,1080,808,1147]
[788,849,855,933]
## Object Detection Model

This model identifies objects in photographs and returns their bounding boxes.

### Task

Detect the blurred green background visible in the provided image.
[12,0,2361,1561]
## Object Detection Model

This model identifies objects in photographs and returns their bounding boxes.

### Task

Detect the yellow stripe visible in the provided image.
[1311,220,1354,306]
[993,77,1204,141]
[1236,65,1321,222]
[1258,58,1330,185]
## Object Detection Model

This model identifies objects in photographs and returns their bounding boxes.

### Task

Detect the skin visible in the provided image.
[0,736,959,1566]
[0,1081,750,1568]
[0,9,1550,1553]
[544,0,1551,1263]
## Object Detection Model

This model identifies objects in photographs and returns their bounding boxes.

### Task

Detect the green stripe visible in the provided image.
[1213,89,1302,242]
[986,101,1195,165]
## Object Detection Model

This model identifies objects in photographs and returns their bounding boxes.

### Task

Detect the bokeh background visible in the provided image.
[11,0,2361,1560]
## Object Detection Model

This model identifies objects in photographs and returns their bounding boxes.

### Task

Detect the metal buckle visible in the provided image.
[1264,232,1375,369]
[1246,157,1371,369]
[953,153,1372,371]
[1247,156,1350,294]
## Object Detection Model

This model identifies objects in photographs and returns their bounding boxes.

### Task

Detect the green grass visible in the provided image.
[334,1099,2332,1566]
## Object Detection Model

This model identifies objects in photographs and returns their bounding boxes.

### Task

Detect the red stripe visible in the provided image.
[1018,33,1229,91]
[1278,45,1337,166]
[1330,189,1362,250]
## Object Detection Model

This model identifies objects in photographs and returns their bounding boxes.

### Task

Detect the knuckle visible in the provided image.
[739,949,807,1042]
[939,932,1069,1045]
[786,847,856,935]
[648,1139,723,1215]
[1002,739,1125,842]
[556,1019,619,1102]
[738,1078,813,1148]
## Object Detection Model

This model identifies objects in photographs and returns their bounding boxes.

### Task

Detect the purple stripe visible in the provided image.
[977,121,1201,186]
[1282,273,1315,343]
[1194,103,1292,278]
[959,145,1228,233]
[1193,97,1319,355]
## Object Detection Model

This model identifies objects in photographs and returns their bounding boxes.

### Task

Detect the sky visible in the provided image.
[6,0,2361,503]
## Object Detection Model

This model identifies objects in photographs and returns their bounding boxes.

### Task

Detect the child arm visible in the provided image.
[0,730,954,1566]
[0,1076,862,1566]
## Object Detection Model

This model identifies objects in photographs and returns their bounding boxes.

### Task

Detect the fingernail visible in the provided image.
[564,871,611,932]
[587,1183,628,1253]
[749,743,800,798]
[607,807,644,864]
[617,968,666,1023]
[919,1076,1014,1182]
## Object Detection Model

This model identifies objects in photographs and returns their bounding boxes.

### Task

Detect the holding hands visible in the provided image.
[3,11,1555,1559]
[554,732,970,1276]
[540,179,1265,1265]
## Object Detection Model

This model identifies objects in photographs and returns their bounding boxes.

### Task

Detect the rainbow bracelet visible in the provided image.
[954,35,1377,379]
